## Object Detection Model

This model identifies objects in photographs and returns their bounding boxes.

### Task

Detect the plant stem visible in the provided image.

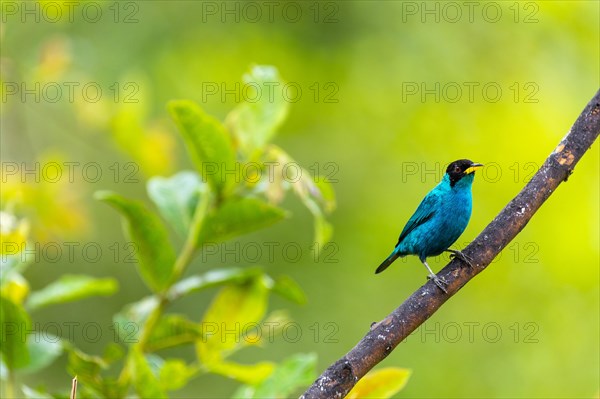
[117,189,212,393]
[137,191,210,351]
[170,191,210,283]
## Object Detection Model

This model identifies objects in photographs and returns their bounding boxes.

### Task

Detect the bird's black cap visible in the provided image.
[446,159,484,186]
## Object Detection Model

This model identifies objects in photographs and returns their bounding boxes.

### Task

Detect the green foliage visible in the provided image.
[95,191,177,293]
[146,315,201,352]
[147,171,207,237]
[0,295,31,370]
[270,275,307,305]
[65,347,123,398]
[167,267,264,299]
[26,275,118,311]
[128,348,167,399]
[232,353,318,398]
[0,65,335,398]
[226,65,289,153]
[197,276,270,364]
[4,5,598,397]
[167,100,237,196]
[198,197,287,244]
[158,359,197,391]
[20,335,62,374]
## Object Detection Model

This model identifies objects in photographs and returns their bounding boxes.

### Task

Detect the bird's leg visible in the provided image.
[421,259,448,293]
[446,249,473,267]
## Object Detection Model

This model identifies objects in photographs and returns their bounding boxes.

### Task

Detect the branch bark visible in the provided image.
[301,89,600,399]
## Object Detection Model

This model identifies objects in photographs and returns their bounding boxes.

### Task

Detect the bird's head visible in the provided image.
[445,159,484,187]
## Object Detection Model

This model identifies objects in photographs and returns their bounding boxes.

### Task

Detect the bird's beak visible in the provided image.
[465,163,484,174]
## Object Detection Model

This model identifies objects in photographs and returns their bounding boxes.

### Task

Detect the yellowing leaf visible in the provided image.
[196,277,269,363]
[0,273,30,305]
[211,361,274,386]
[346,368,411,399]
[233,353,317,398]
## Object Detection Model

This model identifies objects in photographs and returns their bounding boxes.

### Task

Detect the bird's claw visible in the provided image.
[449,250,473,268]
[427,274,448,293]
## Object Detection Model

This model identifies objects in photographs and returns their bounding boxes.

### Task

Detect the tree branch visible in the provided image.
[301,89,600,399]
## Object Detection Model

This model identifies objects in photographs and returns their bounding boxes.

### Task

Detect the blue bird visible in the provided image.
[376,159,483,292]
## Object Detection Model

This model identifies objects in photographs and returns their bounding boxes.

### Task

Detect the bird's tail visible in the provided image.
[375,250,401,274]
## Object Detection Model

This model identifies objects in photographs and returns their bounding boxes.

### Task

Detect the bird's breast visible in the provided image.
[398,190,472,258]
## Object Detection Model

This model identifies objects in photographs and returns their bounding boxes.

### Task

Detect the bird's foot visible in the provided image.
[448,250,473,268]
[427,274,448,293]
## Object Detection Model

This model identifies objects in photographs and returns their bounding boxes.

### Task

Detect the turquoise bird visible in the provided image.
[376,159,483,292]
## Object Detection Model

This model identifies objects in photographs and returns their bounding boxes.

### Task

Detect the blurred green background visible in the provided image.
[1,1,598,397]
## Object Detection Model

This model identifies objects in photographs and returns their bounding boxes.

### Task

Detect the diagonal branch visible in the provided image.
[301,89,600,399]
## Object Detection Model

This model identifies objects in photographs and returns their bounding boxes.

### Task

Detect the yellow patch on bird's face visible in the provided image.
[464,164,484,175]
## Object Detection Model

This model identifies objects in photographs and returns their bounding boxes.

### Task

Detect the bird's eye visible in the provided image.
[454,166,461,173]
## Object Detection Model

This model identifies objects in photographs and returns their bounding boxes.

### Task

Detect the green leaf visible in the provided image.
[346,368,412,399]
[271,275,307,305]
[0,295,30,369]
[211,360,274,386]
[314,214,333,250]
[103,343,125,364]
[226,65,289,152]
[313,175,337,214]
[128,348,167,399]
[197,276,269,363]
[168,100,236,195]
[113,296,159,344]
[147,171,208,237]
[233,353,317,398]
[66,347,108,394]
[95,191,176,293]
[26,275,118,311]
[168,267,263,300]
[159,359,198,391]
[199,197,286,244]
[294,174,334,249]
[20,334,62,374]
[146,314,201,352]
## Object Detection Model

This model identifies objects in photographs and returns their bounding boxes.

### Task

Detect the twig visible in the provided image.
[70,376,77,399]
[301,89,600,398]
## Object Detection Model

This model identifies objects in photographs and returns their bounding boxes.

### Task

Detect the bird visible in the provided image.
[375,159,483,293]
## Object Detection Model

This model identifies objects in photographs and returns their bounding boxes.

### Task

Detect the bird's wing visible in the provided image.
[395,192,439,247]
